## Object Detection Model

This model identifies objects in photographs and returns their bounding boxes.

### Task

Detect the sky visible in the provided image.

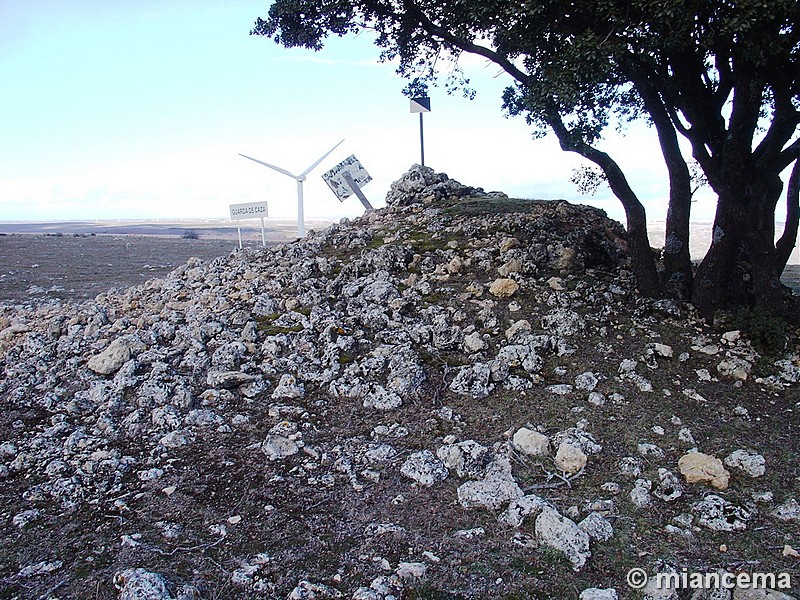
[0,0,755,226]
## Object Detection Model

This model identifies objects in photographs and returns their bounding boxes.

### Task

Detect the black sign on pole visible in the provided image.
[410,97,431,166]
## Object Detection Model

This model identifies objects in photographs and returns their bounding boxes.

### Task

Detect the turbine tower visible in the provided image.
[239,140,344,238]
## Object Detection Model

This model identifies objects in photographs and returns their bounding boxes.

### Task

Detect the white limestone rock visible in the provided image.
[262,435,299,461]
[692,494,752,531]
[463,332,487,353]
[288,580,343,599]
[113,569,173,600]
[630,479,653,508]
[511,427,550,457]
[396,562,427,579]
[457,456,523,510]
[499,494,549,527]
[717,357,752,381]
[87,339,130,375]
[575,371,599,391]
[653,468,684,502]
[436,440,489,479]
[555,442,588,474]
[535,507,591,571]
[400,450,449,487]
[578,512,614,542]
[724,450,766,478]
[770,498,800,523]
[580,589,618,600]
[271,374,305,400]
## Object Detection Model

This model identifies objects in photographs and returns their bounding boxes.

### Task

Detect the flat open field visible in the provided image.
[0,219,333,305]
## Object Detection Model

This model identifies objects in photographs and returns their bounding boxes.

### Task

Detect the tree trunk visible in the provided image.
[548,114,662,297]
[636,79,694,299]
[693,174,787,316]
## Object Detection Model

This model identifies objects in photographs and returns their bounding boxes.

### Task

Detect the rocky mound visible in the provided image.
[1,168,799,599]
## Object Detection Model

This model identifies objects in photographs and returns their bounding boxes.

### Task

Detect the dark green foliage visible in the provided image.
[733,307,790,358]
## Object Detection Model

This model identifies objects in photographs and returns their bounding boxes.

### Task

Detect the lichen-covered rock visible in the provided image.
[400,450,448,487]
[113,568,173,600]
[692,494,752,531]
[436,440,490,478]
[457,456,523,510]
[535,507,591,571]
[724,449,766,478]
[579,588,618,600]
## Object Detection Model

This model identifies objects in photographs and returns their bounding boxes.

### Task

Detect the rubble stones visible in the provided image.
[692,495,752,531]
[384,164,497,207]
[400,450,448,487]
[113,568,173,600]
[457,456,524,510]
[678,452,731,490]
[724,450,766,478]
[87,338,130,375]
[511,427,550,457]
[535,507,591,570]
[717,357,752,381]
[555,442,588,473]
[0,165,796,598]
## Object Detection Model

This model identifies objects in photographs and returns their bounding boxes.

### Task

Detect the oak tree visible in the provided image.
[254,0,800,314]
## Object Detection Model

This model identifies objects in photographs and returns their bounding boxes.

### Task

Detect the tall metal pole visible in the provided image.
[419,112,425,167]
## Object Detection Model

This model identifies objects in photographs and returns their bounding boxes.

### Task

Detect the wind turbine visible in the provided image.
[239,139,344,237]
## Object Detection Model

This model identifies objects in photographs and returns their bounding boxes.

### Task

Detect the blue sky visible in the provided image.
[0,0,725,224]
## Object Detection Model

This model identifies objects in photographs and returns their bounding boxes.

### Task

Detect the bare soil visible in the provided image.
[0,234,237,305]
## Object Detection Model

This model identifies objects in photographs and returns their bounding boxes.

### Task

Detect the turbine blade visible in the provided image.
[300,139,345,176]
[239,154,299,179]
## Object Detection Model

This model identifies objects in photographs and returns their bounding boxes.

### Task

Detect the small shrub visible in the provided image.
[733,306,788,357]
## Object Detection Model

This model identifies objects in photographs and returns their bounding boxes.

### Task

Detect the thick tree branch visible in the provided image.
[778,138,800,171]
[400,0,532,85]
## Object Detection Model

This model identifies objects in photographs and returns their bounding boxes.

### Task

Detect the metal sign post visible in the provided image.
[229,201,269,250]
[410,97,431,166]
[322,155,373,210]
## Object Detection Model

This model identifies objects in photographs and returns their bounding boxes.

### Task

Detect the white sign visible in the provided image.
[230,201,268,221]
[322,155,372,202]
